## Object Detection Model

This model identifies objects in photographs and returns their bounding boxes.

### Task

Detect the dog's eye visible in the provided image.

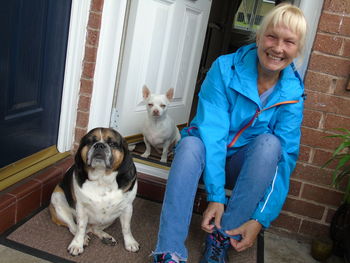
[108,142,118,148]
[160,104,166,109]
[148,103,153,107]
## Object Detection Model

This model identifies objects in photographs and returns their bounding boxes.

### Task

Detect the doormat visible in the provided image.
[1,198,263,263]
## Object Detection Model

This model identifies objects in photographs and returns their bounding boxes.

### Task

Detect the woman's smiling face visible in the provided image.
[257,24,300,74]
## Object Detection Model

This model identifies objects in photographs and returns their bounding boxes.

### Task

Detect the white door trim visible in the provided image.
[57,0,91,152]
[298,0,324,79]
[88,0,128,131]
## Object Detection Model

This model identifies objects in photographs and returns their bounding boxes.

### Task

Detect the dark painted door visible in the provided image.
[0,0,72,168]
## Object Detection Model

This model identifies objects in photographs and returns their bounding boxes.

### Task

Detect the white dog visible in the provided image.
[141,85,180,163]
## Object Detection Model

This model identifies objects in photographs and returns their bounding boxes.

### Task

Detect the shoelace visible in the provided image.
[208,232,230,262]
[154,253,178,263]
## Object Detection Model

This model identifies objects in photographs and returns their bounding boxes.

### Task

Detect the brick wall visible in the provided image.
[73,0,104,150]
[73,0,350,239]
[273,0,350,239]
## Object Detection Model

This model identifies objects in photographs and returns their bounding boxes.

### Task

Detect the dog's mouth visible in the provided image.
[87,143,112,168]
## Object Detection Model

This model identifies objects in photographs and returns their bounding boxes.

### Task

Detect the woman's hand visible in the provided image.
[201,202,224,233]
[225,220,262,252]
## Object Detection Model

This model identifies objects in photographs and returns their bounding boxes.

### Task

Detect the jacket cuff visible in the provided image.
[251,212,271,229]
[207,194,226,204]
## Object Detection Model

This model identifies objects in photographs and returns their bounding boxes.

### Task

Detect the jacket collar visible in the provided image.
[228,43,304,108]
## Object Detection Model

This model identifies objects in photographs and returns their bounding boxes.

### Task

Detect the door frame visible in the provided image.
[57,0,92,152]
[83,0,324,179]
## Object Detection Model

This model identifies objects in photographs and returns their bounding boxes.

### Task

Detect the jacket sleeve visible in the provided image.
[193,58,231,204]
[251,99,304,228]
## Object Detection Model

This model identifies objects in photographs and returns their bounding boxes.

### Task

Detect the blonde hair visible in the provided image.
[256,3,307,54]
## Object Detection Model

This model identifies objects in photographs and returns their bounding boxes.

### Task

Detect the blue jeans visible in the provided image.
[154,134,281,260]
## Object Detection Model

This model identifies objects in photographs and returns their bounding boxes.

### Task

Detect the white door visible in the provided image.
[112,0,212,137]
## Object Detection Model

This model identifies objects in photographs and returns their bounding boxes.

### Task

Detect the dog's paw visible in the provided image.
[141,152,150,158]
[83,234,91,247]
[160,157,167,163]
[125,239,140,252]
[102,236,117,246]
[128,145,136,151]
[68,240,84,256]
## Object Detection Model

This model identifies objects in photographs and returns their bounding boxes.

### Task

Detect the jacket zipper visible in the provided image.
[227,100,299,148]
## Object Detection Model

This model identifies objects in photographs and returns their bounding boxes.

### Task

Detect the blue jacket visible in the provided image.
[182,43,304,228]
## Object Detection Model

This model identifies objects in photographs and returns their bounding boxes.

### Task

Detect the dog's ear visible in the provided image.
[74,133,89,187]
[166,88,174,101]
[142,85,151,99]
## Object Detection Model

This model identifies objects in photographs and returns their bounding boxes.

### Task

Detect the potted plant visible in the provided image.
[323,128,350,261]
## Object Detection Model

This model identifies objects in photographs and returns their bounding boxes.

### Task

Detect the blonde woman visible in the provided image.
[153,3,308,263]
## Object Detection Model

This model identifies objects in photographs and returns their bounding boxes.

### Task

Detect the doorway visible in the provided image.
[190,0,296,120]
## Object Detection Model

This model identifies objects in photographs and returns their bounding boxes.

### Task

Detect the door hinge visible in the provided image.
[110,108,120,130]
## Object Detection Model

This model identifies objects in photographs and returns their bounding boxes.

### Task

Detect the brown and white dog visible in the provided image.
[50,127,139,256]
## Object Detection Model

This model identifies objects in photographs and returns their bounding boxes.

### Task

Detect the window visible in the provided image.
[233,0,275,31]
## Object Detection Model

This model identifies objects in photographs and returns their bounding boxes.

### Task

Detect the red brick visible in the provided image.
[318,13,343,34]
[16,187,41,222]
[304,71,334,93]
[91,0,104,12]
[75,127,88,145]
[88,12,102,30]
[292,163,333,186]
[304,91,350,117]
[302,109,322,129]
[80,79,93,95]
[82,62,95,79]
[308,52,350,78]
[53,156,74,174]
[312,149,336,169]
[0,194,16,211]
[323,0,350,13]
[9,180,41,199]
[326,208,336,224]
[0,195,16,234]
[324,114,350,131]
[87,29,99,47]
[313,33,343,56]
[289,179,302,197]
[78,95,91,112]
[301,184,344,207]
[283,197,325,220]
[299,220,329,239]
[34,166,61,182]
[298,145,311,162]
[271,212,301,233]
[334,77,350,97]
[84,46,98,63]
[340,16,350,36]
[76,111,90,128]
[301,127,340,150]
[344,39,350,58]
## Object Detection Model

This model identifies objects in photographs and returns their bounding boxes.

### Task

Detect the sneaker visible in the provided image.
[153,253,185,263]
[200,231,230,263]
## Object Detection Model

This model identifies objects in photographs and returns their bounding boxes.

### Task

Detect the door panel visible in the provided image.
[113,0,212,137]
[0,0,71,167]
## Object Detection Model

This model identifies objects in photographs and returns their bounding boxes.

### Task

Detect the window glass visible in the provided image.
[233,0,276,31]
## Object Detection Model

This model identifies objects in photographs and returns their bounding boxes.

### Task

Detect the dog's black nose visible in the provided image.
[94,142,106,150]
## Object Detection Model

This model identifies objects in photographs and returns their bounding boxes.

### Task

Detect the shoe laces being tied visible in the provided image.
[204,231,230,263]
